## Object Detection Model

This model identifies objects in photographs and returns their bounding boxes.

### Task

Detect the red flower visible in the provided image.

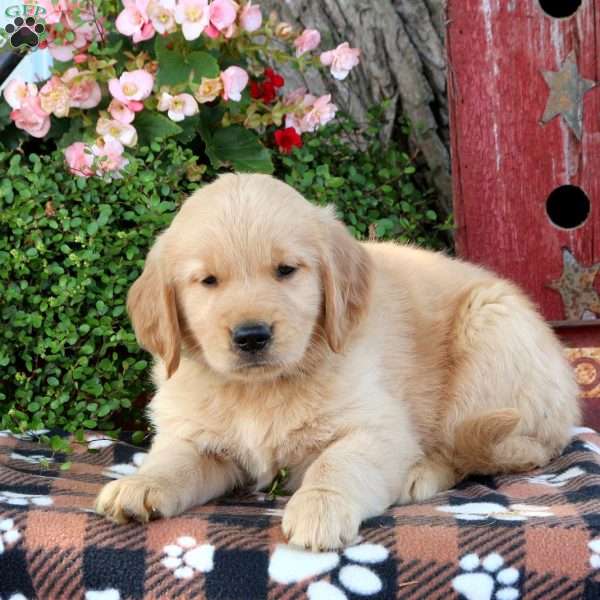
[250,80,263,99]
[264,68,284,88]
[274,127,302,154]
[261,81,276,103]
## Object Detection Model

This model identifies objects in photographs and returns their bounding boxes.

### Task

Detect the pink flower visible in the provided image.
[64,142,94,177]
[92,137,129,178]
[282,86,307,106]
[32,0,70,25]
[220,66,248,101]
[3,78,37,109]
[47,17,101,62]
[294,29,320,56]
[320,42,360,80]
[61,68,101,109]
[239,0,261,31]
[157,91,199,121]
[149,0,177,34]
[109,70,154,108]
[175,0,210,40]
[300,94,337,132]
[10,96,51,138]
[208,0,238,32]
[96,117,138,147]
[39,75,70,117]
[108,99,136,124]
[116,0,155,42]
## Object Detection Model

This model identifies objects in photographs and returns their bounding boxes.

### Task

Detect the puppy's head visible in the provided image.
[128,173,372,381]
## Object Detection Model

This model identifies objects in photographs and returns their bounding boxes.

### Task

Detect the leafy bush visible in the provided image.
[0,141,200,439]
[276,110,451,249]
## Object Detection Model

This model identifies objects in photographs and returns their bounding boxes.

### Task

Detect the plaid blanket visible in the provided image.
[1,428,600,600]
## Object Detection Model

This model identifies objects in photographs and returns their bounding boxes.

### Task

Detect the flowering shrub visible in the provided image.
[1,0,360,178]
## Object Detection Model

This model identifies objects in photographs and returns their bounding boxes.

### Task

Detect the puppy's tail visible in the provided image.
[450,408,523,476]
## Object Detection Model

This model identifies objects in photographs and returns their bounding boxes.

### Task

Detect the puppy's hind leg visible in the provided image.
[445,281,580,477]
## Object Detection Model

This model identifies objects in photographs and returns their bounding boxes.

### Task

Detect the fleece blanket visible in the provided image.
[1,428,600,600]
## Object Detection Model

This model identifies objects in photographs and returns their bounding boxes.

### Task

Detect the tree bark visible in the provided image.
[263,0,452,218]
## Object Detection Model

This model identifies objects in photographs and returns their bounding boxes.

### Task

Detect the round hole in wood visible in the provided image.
[538,0,582,18]
[546,185,590,229]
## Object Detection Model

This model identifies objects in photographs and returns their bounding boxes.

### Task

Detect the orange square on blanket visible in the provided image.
[525,527,589,578]
[24,510,87,551]
[394,524,459,564]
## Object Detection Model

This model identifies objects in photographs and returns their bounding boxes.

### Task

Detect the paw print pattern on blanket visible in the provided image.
[161,536,215,579]
[269,542,389,599]
[0,518,21,554]
[526,467,585,487]
[589,539,600,569]
[102,452,146,479]
[0,491,52,507]
[453,553,520,600]
[437,502,553,522]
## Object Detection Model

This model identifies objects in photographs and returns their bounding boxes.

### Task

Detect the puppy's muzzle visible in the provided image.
[232,321,272,354]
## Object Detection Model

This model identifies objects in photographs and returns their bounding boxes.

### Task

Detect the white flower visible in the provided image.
[175,0,210,40]
[157,92,199,121]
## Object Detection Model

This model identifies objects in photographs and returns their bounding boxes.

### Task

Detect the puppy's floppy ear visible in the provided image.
[319,210,373,352]
[127,239,181,378]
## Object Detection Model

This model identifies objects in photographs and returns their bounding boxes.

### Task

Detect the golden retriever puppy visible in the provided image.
[96,173,580,550]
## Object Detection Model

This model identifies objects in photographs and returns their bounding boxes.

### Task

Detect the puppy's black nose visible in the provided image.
[232,322,272,353]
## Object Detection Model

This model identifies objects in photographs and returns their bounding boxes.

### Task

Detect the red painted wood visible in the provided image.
[447,0,600,338]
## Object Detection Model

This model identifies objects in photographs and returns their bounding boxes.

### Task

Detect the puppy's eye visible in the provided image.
[276,264,297,279]
[201,275,218,286]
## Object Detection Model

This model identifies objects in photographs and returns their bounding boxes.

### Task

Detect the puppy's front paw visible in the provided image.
[282,489,360,551]
[95,475,181,524]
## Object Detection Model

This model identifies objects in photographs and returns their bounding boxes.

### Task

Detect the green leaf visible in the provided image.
[135,111,183,146]
[187,51,220,80]
[154,35,189,87]
[208,126,273,173]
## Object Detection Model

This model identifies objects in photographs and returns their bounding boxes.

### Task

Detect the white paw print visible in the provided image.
[269,542,389,599]
[161,536,215,579]
[85,589,120,600]
[85,434,115,450]
[102,452,147,479]
[588,538,600,568]
[10,452,54,466]
[453,553,520,600]
[0,491,53,507]
[0,518,21,554]
[0,429,49,440]
[438,502,552,522]
[527,467,585,487]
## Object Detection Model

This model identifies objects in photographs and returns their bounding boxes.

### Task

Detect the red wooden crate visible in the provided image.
[447,0,600,426]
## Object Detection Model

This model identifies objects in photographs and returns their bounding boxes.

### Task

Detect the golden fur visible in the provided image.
[96,173,580,550]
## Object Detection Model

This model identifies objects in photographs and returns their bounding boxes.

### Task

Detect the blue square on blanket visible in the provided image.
[205,549,268,600]
[0,547,36,598]
[83,547,145,599]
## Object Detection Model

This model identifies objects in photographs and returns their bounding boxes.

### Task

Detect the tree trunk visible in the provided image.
[262,0,451,218]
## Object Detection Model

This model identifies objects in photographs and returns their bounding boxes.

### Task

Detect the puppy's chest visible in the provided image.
[208,404,334,490]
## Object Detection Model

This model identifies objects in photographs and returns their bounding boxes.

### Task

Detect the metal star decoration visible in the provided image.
[547,248,600,320]
[541,51,596,140]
